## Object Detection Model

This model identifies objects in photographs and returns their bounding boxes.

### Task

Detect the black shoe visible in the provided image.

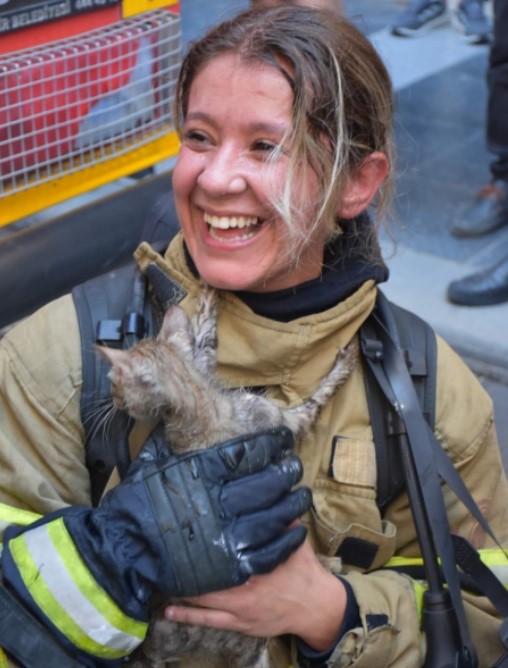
[447,255,508,306]
[451,180,508,237]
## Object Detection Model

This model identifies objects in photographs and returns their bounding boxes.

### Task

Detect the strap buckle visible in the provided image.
[361,335,384,362]
[96,312,146,346]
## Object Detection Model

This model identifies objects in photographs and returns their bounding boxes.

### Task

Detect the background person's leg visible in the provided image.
[451,0,508,238]
[487,0,508,182]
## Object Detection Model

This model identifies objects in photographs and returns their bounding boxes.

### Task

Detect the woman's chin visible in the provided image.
[193,258,270,292]
[198,272,262,292]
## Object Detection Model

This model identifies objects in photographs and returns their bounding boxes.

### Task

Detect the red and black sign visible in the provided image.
[0,0,121,34]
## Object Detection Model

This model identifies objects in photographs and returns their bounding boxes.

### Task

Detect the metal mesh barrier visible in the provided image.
[0,9,181,199]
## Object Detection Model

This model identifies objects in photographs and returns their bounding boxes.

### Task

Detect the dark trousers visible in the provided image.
[487,0,508,180]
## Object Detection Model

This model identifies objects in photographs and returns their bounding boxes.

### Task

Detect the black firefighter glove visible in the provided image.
[2,427,310,667]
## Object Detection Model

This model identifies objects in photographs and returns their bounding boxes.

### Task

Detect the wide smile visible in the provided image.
[203,212,265,242]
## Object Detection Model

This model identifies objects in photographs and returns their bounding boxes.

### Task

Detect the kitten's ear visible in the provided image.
[159,305,194,344]
[95,345,129,370]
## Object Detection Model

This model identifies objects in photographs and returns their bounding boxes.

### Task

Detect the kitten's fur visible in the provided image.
[99,287,356,668]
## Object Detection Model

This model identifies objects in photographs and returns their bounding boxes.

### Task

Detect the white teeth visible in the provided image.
[204,213,259,230]
[209,227,256,242]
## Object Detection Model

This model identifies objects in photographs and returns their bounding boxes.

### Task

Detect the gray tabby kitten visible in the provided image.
[99,287,357,668]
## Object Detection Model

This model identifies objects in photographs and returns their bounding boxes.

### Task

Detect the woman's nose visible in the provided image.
[197,146,248,196]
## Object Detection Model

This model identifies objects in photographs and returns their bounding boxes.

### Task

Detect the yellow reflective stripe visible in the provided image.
[45,520,147,642]
[385,549,508,661]
[0,648,8,668]
[386,549,508,586]
[0,502,42,526]
[0,502,42,542]
[385,555,425,568]
[473,549,508,584]
[477,548,508,565]
[10,534,128,660]
[387,549,508,569]
[9,519,147,659]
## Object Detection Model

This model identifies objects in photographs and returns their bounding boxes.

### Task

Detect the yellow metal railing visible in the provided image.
[0,5,181,227]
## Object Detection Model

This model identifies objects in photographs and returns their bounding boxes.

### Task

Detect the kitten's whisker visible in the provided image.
[86,399,119,444]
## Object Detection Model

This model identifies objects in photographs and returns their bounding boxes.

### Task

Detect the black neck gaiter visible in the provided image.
[184,212,388,323]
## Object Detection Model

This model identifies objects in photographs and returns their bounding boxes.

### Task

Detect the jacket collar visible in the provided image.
[135,236,378,403]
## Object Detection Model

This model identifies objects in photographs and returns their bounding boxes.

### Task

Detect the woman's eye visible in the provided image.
[182,129,209,145]
[252,140,288,160]
[252,140,277,154]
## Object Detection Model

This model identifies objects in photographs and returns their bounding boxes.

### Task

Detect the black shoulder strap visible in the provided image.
[72,262,151,506]
[360,289,437,513]
[365,295,478,666]
[387,298,437,426]
[362,290,508,666]
[71,188,180,505]
[72,232,184,506]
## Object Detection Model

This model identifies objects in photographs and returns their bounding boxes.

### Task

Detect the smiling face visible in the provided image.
[172,53,328,293]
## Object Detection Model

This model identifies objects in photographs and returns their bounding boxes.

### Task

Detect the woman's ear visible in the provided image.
[337,152,389,219]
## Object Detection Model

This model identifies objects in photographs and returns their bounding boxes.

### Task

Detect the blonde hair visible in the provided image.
[175,7,394,254]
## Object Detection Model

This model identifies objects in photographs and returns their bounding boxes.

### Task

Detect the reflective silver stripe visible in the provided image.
[22,525,142,653]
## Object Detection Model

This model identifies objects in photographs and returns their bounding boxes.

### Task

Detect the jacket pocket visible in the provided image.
[309,436,398,571]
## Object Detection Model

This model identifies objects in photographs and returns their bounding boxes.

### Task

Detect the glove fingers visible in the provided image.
[231,487,312,551]
[220,455,303,516]
[238,524,308,578]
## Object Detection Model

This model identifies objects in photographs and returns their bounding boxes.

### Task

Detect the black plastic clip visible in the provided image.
[121,312,146,340]
[361,336,384,362]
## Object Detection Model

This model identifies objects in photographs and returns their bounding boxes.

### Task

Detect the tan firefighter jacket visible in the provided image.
[0,234,507,667]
